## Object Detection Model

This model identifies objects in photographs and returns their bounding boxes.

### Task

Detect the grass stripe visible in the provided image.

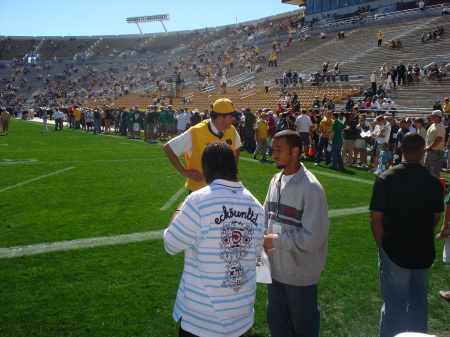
[0,167,74,193]
[0,206,368,259]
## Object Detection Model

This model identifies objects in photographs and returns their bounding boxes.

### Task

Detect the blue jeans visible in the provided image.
[267,279,320,337]
[315,136,331,165]
[330,142,344,169]
[378,247,429,337]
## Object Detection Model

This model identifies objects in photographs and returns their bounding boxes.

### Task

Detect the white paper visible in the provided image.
[256,250,272,284]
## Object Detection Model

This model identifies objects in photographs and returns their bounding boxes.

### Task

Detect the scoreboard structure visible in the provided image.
[126,14,170,35]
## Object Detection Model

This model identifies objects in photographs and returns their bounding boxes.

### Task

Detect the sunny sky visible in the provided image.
[1,0,300,37]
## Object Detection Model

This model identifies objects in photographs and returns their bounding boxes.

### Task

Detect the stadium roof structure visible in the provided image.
[126,14,170,36]
[282,0,306,5]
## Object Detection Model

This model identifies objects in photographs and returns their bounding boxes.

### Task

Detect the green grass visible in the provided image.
[0,120,449,336]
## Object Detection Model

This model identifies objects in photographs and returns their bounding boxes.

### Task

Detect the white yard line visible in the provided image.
[0,230,165,259]
[0,167,74,193]
[0,158,166,165]
[0,206,369,259]
[328,206,369,218]
[160,187,186,210]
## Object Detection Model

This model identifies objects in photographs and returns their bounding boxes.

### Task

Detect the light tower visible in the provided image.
[126,14,170,36]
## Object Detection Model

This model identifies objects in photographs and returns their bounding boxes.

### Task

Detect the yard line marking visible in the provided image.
[0,230,165,259]
[328,206,369,218]
[311,170,374,185]
[160,187,186,210]
[0,206,369,259]
[0,158,166,165]
[239,157,374,185]
[0,167,74,193]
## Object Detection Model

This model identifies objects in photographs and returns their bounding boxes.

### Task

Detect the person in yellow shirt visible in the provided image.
[253,112,269,161]
[273,40,278,50]
[314,110,333,166]
[163,98,242,192]
[73,105,81,130]
[443,97,450,122]
[377,31,383,47]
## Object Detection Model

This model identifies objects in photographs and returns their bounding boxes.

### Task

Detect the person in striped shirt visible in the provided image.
[164,142,265,337]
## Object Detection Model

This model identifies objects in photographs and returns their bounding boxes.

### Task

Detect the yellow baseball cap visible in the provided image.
[212,98,241,118]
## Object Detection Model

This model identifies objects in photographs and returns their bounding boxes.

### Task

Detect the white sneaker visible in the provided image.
[314,162,319,166]
[353,164,360,168]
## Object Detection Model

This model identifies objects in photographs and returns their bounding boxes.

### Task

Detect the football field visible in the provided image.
[0,120,448,336]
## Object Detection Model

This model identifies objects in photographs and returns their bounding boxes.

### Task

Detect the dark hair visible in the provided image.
[273,130,303,150]
[201,142,238,184]
[401,133,425,154]
[415,117,425,126]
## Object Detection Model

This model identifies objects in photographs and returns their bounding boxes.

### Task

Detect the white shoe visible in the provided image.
[314,162,319,166]
[353,164,360,168]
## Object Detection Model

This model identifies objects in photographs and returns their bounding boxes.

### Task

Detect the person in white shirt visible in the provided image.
[371,97,381,113]
[175,108,191,135]
[370,71,378,94]
[263,78,270,93]
[164,141,264,337]
[371,115,391,172]
[295,109,313,158]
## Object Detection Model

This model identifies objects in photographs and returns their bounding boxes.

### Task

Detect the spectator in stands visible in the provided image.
[433,100,443,111]
[397,61,407,86]
[424,110,446,178]
[263,78,270,93]
[418,0,425,11]
[345,95,355,112]
[442,4,449,15]
[377,31,383,47]
[443,97,450,122]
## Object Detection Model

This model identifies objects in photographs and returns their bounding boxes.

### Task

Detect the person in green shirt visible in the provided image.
[158,107,168,138]
[166,105,176,138]
[126,109,134,134]
[330,112,344,170]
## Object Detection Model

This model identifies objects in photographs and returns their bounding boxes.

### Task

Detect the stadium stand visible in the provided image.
[0,4,449,112]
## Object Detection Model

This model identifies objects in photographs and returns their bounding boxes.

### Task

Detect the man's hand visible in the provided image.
[264,234,276,250]
[182,168,204,182]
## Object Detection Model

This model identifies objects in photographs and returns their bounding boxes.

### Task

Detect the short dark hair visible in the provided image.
[273,130,303,151]
[201,142,238,184]
[401,132,425,154]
